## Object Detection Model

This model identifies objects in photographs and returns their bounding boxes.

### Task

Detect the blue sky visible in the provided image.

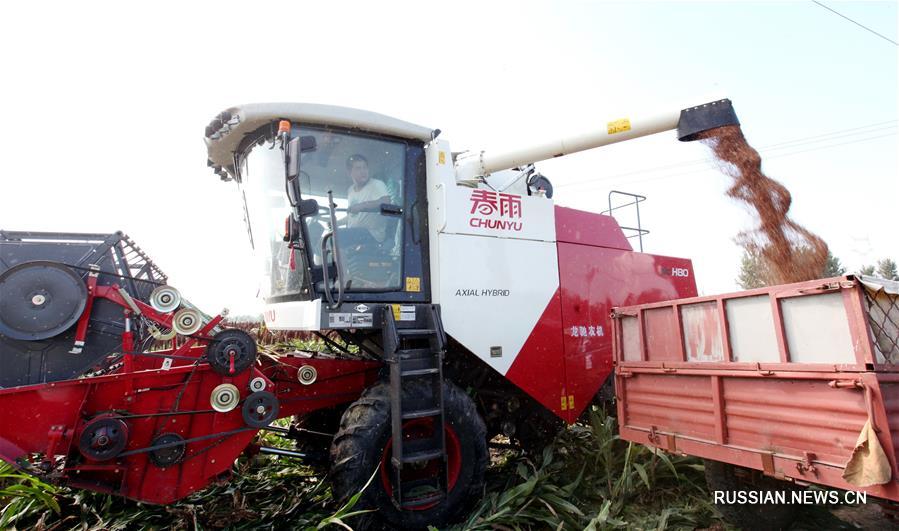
[1,1,896,313]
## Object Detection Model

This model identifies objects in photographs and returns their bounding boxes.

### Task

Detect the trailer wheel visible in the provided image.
[330,380,487,530]
[704,460,800,531]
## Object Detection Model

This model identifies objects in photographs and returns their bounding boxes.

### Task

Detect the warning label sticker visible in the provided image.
[328,313,373,328]
[352,313,373,327]
[328,313,352,328]
[392,304,416,322]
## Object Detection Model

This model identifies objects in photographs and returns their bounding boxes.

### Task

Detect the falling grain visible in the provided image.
[696,125,828,284]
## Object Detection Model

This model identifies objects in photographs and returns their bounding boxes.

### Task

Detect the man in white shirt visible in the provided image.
[346,154,390,243]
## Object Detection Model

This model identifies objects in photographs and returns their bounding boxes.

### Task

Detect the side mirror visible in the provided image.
[298,198,319,217]
[286,135,318,180]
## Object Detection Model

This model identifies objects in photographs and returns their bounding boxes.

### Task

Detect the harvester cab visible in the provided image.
[205,105,436,326]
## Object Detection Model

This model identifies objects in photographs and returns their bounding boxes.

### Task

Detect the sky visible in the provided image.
[1,0,896,315]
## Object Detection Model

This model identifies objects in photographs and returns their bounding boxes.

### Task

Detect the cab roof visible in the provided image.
[204,102,434,179]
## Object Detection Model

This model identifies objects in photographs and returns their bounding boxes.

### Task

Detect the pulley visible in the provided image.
[149,433,186,467]
[297,365,317,385]
[210,383,240,413]
[249,377,267,393]
[172,308,203,336]
[0,261,87,340]
[149,285,182,313]
[241,391,280,428]
[206,329,257,376]
[78,415,129,461]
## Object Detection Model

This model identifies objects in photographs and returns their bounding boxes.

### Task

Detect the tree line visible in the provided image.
[738,250,898,290]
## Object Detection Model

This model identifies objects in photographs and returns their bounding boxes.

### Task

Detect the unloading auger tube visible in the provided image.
[453,98,738,181]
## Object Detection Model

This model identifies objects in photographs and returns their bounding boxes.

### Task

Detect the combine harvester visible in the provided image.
[0,98,895,528]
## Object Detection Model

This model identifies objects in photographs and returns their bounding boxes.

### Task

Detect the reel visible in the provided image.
[297,365,317,385]
[241,391,280,428]
[210,383,240,413]
[149,433,186,467]
[172,308,203,336]
[78,415,129,461]
[149,285,182,313]
[0,261,87,341]
[206,329,257,376]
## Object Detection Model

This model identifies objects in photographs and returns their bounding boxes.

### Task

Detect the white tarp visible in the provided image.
[859,275,899,364]
[859,275,899,296]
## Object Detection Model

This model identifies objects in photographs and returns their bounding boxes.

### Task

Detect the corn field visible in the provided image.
[0,335,855,530]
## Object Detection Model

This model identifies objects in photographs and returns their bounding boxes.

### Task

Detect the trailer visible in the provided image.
[613,275,899,529]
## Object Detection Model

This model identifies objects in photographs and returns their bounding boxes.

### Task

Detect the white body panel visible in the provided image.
[436,233,559,375]
[440,184,556,242]
[263,299,321,331]
[426,141,559,376]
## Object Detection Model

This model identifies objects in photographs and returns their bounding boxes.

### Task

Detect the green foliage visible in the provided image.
[859,264,876,276]
[1,456,361,531]
[858,258,898,280]
[737,248,770,289]
[738,249,846,289]
[877,258,898,281]
[1,408,720,531]
[823,253,846,277]
[0,461,60,528]
[314,468,377,531]
[452,408,717,531]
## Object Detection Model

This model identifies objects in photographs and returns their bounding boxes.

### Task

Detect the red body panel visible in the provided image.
[0,347,379,504]
[554,206,632,250]
[511,206,697,423]
[556,244,697,422]
[505,289,567,419]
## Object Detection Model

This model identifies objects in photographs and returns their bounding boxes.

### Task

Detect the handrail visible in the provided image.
[602,190,649,252]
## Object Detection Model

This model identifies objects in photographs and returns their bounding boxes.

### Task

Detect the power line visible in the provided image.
[757,120,897,149]
[761,124,897,151]
[613,131,895,188]
[562,130,896,192]
[812,1,898,46]
[636,132,896,185]
[555,120,897,189]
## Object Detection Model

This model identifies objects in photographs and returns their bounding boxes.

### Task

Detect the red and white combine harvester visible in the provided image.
[1,99,896,528]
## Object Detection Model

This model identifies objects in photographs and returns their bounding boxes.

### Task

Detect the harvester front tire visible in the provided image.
[704,459,799,531]
[330,380,487,530]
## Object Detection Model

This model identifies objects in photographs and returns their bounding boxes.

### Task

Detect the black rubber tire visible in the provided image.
[330,380,488,530]
[514,404,564,455]
[704,459,800,531]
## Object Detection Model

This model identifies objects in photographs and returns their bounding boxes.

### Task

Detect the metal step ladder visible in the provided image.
[382,305,448,509]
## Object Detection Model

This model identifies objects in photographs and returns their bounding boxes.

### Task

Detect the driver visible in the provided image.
[346,154,390,243]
